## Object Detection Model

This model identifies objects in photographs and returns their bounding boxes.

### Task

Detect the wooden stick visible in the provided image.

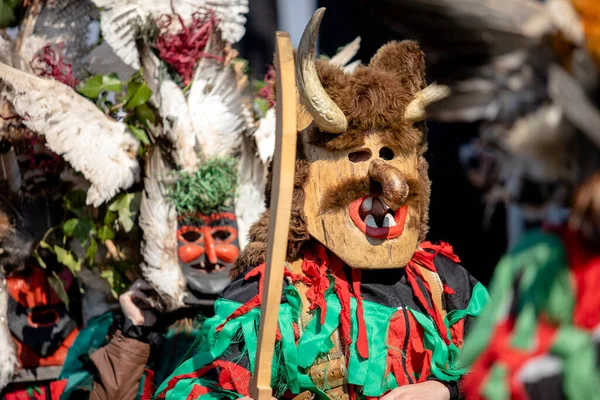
[250,32,297,400]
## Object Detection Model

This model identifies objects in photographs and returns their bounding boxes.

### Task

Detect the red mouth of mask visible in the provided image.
[349,196,408,239]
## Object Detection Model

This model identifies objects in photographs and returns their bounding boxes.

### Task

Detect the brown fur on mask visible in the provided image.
[232,40,432,277]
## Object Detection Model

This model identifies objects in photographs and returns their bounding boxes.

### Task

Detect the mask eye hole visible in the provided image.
[182,231,202,242]
[212,230,232,241]
[379,147,394,161]
[348,150,371,163]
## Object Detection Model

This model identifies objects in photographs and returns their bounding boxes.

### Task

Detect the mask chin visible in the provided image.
[182,262,232,305]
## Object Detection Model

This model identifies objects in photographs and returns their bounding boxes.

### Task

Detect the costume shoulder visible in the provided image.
[433,250,483,313]
[420,242,489,337]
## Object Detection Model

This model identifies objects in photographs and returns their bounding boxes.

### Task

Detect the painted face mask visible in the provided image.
[7,267,79,368]
[177,211,240,300]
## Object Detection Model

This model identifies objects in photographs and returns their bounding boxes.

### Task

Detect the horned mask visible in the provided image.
[295,9,448,269]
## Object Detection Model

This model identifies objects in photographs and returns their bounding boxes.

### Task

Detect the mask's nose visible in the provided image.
[203,227,218,264]
[368,159,409,210]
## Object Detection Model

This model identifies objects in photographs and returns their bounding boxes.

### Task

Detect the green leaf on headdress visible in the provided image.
[54,245,81,274]
[169,156,238,216]
[109,192,142,233]
[0,0,20,29]
[125,81,152,110]
[48,271,70,309]
[128,124,150,145]
[77,73,122,99]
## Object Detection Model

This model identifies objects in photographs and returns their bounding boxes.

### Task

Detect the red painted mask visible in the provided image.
[177,212,239,298]
[6,267,79,368]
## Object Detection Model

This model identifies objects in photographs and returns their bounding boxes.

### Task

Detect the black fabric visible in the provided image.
[220,267,289,305]
[433,253,482,333]
[360,268,429,312]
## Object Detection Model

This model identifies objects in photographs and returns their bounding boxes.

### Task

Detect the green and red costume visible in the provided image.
[155,242,488,399]
[460,229,600,400]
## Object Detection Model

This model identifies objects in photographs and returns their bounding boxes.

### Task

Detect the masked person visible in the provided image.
[155,9,489,400]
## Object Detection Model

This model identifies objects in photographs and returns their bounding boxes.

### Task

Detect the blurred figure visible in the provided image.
[459,172,600,400]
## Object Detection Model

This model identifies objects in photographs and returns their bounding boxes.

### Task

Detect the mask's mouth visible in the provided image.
[189,261,228,273]
[349,196,408,239]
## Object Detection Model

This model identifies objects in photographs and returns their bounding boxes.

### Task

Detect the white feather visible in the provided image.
[187,41,247,157]
[0,32,15,66]
[253,108,276,164]
[92,0,249,69]
[0,277,17,392]
[19,0,96,75]
[141,47,199,171]
[235,135,267,248]
[139,149,186,311]
[0,63,140,206]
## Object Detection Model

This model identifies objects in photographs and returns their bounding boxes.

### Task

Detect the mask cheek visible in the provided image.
[178,244,205,263]
[215,244,239,264]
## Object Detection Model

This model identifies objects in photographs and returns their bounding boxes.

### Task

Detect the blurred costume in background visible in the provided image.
[459,173,600,400]
[156,9,488,400]
[363,0,600,399]
[1,0,272,397]
[0,141,83,398]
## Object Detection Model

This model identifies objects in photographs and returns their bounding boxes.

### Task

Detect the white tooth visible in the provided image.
[360,197,373,212]
[383,213,397,228]
[365,214,378,228]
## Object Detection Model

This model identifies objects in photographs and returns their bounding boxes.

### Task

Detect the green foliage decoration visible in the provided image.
[169,156,238,216]
[36,189,142,298]
[77,71,154,155]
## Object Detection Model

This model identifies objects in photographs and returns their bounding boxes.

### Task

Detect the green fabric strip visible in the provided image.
[346,300,396,396]
[459,231,570,366]
[411,282,489,382]
[156,298,257,395]
[296,292,341,369]
[550,326,600,400]
[446,282,489,326]
[60,312,114,399]
[482,364,509,400]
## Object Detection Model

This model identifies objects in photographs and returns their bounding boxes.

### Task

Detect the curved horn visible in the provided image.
[404,83,451,123]
[296,8,348,134]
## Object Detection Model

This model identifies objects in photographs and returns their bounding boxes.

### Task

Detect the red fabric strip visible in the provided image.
[141,369,155,400]
[351,268,369,359]
[185,384,211,399]
[463,319,557,400]
[214,360,252,396]
[562,229,600,330]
